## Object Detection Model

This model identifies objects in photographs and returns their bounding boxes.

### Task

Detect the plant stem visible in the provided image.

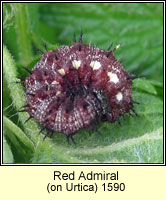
[14,3,33,66]
[3,45,40,144]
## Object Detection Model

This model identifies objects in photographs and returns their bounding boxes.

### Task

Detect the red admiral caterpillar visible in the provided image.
[18,32,140,144]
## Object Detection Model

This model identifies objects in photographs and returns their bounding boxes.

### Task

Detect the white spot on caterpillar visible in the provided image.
[58,69,65,76]
[56,91,61,96]
[90,61,101,70]
[116,92,123,101]
[52,80,59,85]
[107,72,119,83]
[72,60,81,69]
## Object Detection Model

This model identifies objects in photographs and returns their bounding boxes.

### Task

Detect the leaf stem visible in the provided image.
[14,3,33,66]
[3,116,34,152]
[3,45,40,144]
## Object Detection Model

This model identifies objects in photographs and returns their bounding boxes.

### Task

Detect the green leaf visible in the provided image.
[3,135,14,163]
[14,3,33,65]
[67,127,163,163]
[132,78,157,95]
[39,3,163,82]
[3,116,35,163]
[3,116,34,151]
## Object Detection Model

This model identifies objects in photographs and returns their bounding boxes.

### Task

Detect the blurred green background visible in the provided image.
[3,3,163,163]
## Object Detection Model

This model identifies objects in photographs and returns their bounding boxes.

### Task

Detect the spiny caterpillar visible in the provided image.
[18,32,140,144]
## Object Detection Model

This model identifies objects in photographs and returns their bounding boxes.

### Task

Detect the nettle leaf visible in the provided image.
[3,3,163,163]
[3,116,34,163]
[38,3,163,82]
[3,134,14,163]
